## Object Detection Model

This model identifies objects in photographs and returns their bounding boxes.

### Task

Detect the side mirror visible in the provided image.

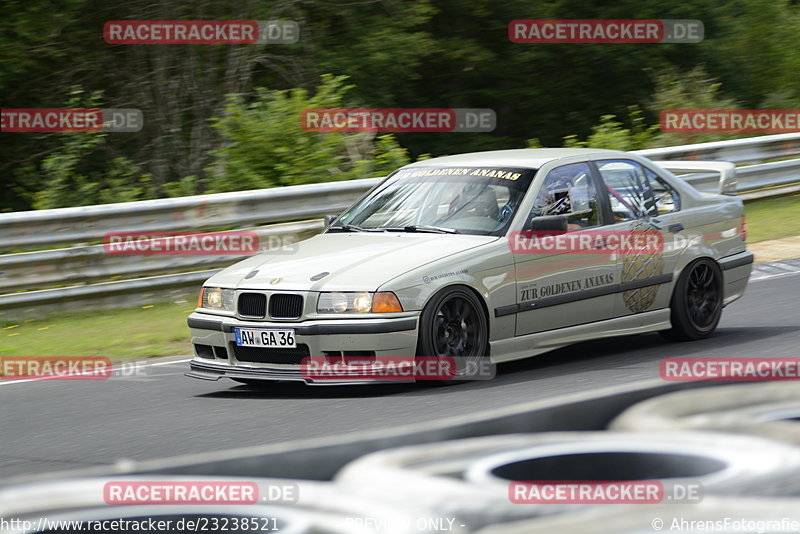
[526,215,568,232]
[323,214,339,228]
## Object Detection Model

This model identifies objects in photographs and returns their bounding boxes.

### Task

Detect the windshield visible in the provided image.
[331,166,537,236]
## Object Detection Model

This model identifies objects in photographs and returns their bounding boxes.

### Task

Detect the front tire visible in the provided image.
[416,286,490,380]
[661,258,723,341]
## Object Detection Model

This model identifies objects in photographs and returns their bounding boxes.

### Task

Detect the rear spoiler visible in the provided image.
[652,160,737,195]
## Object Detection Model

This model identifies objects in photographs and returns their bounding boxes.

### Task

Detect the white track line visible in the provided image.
[146,358,192,367]
[751,270,800,281]
[0,357,192,387]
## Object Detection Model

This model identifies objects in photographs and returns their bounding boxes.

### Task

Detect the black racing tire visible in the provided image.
[416,285,491,381]
[611,382,800,446]
[661,258,723,341]
[335,431,800,530]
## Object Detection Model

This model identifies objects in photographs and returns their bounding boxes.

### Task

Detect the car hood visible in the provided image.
[207,232,498,291]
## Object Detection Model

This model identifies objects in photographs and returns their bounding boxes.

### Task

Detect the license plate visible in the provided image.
[234,328,296,348]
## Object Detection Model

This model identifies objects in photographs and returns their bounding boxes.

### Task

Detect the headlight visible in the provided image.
[317,292,403,313]
[199,287,235,311]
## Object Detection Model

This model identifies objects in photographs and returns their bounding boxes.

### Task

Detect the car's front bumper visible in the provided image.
[186,358,422,385]
[185,312,420,385]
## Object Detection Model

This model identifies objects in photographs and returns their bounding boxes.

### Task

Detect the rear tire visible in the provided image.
[660,258,723,341]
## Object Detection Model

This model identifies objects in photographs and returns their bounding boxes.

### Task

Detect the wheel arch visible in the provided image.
[670,252,721,291]
[418,283,492,355]
[673,254,722,284]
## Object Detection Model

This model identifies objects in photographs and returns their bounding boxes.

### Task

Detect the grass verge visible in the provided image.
[1,301,194,361]
[744,193,800,243]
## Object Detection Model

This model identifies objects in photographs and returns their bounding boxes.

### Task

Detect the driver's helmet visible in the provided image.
[448,182,498,218]
[536,174,576,215]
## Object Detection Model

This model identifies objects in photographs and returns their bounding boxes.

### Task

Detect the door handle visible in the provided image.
[668,223,684,233]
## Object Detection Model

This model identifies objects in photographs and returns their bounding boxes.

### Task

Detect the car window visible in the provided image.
[645,167,681,214]
[596,159,659,221]
[529,162,600,230]
[336,166,536,236]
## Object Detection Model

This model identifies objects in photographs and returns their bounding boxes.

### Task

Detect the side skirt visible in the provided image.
[489,308,671,364]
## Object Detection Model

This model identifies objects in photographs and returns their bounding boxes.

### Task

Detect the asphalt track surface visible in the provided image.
[2,260,799,481]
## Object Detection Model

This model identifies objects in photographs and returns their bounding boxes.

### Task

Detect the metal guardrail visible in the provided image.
[0,220,322,293]
[634,132,800,164]
[0,178,380,252]
[1,134,799,317]
[1,134,798,253]
[1,159,796,297]
[661,158,800,194]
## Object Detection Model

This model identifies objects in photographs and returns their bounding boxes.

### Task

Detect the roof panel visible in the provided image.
[402,148,626,170]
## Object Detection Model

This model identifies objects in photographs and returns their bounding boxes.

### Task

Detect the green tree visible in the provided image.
[558,107,659,151]
[31,88,156,209]
[3,0,800,211]
[648,66,742,146]
[206,75,409,192]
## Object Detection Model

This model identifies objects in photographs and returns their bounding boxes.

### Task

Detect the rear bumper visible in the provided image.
[186,312,420,385]
[720,250,754,306]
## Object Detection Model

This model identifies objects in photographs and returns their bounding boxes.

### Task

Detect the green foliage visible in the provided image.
[303,1,437,107]
[550,66,758,151]
[702,0,800,107]
[28,78,410,208]
[525,139,543,149]
[561,107,660,151]
[3,0,800,211]
[648,66,743,146]
[205,75,409,192]
[35,154,154,209]
[32,88,156,209]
